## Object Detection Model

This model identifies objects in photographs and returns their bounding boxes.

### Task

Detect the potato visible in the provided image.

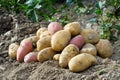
[37,47,56,62]
[51,30,71,51]
[59,44,79,68]
[53,54,60,61]
[80,43,97,56]
[96,39,113,58]
[39,31,51,39]
[48,22,63,35]
[68,53,97,72]
[37,36,51,51]
[36,27,47,37]
[24,52,38,63]
[17,39,33,62]
[69,35,85,49]
[8,43,19,59]
[81,29,100,44]
[64,22,82,36]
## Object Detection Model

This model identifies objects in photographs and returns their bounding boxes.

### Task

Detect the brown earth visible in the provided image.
[0,6,120,80]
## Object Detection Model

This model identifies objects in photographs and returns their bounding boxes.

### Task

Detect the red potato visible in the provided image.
[24,52,38,63]
[48,22,63,35]
[69,35,85,49]
[17,39,33,62]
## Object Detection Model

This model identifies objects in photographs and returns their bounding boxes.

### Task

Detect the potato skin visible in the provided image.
[17,39,33,62]
[48,22,63,35]
[24,52,38,63]
[68,53,97,72]
[37,47,56,62]
[81,29,100,44]
[69,35,85,49]
[96,39,113,58]
[59,44,79,68]
[39,31,51,39]
[53,54,60,61]
[80,43,97,56]
[8,43,19,59]
[37,36,51,51]
[64,22,81,36]
[36,27,47,37]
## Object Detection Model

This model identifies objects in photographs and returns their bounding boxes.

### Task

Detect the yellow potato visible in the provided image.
[81,29,100,44]
[96,39,113,58]
[27,36,39,43]
[37,36,51,51]
[64,22,82,36]
[53,54,60,61]
[80,43,97,56]
[36,27,47,37]
[59,44,79,68]
[39,31,51,39]
[51,30,71,51]
[37,47,56,62]
[69,53,97,72]
[8,43,19,59]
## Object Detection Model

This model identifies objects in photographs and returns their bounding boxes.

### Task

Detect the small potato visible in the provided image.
[80,43,97,56]
[36,27,47,37]
[37,36,51,51]
[53,54,60,61]
[8,43,19,59]
[37,47,56,62]
[69,53,97,72]
[39,31,51,39]
[96,39,113,58]
[69,35,85,49]
[64,22,82,36]
[81,29,100,44]
[59,44,79,68]
[51,30,71,51]
[24,52,38,63]
[48,22,63,35]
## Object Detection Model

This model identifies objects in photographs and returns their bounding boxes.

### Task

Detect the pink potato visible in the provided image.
[24,52,38,63]
[17,39,33,62]
[69,35,85,49]
[48,22,63,35]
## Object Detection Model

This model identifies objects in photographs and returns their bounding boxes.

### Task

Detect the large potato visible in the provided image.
[69,35,85,49]
[80,43,97,56]
[37,47,56,62]
[81,29,100,44]
[51,30,71,51]
[48,22,63,35]
[36,27,47,37]
[69,53,97,72]
[64,22,82,36]
[39,31,51,39]
[37,36,51,51]
[96,39,113,58]
[8,43,19,59]
[59,44,79,68]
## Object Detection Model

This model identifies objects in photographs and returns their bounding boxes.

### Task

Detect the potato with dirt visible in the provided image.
[37,47,56,62]
[37,36,51,51]
[69,53,97,72]
[17,39,33,62]
[36,27,47,37]
[51,30,71,51]
[24,52,38,63]
[48,22,63,35]
[81,29,100,44]
[69,35,85,49]
[59,44,79,68]
[8,43,19,59]
[64,22,82,36]
[53,54,60,61]
[80,43,97,56]
[96,39,113,58]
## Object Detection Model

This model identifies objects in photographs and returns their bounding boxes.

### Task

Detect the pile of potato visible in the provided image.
[8,22,113,72]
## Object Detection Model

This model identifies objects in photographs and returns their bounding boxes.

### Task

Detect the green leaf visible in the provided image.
[89,18,98,23]
[114,25,120,31]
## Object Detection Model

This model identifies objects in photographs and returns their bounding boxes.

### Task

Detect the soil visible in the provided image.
[0,4,120,80]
